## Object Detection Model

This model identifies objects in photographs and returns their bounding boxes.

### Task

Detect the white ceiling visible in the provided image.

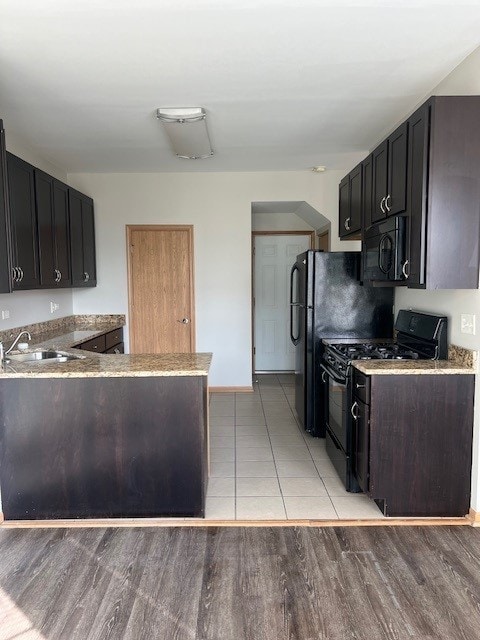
[1,0,480,173]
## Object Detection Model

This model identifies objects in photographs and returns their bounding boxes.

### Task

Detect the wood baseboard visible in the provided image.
[209,386,253,393]
[0,516,472,529]
[469,508,480,526]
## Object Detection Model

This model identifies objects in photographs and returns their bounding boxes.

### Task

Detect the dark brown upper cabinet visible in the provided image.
[35,169,72,288]
[6,152,40,290]
[362,154,374,230]
[371,122,408,223]
[406,96,480,289]
[338,162,362,239]
[69,188,97,287]
[0,121,12,294]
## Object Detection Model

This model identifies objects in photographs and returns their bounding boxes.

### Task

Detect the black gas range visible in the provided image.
[320,310,448,492]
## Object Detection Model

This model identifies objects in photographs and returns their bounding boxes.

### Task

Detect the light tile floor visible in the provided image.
[206,373,384,521]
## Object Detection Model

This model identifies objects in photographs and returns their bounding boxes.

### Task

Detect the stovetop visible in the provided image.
[331,342,420,361]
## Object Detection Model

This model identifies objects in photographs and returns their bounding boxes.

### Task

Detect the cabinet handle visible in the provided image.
[83,272,90,282]
[113,348,121,354]
[12,267,19,282]
[351,401,360,420]
[18,267,24,282]
[402,260,409,279]
[58,270,62,282]
[322,371,327,384]
[54,269,60,283]
[344,217,351,231]
[355,383,366,389]
[385,194,392,212]
[380,196,386,213]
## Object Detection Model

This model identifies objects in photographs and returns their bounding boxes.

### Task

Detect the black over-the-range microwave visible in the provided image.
[362,215,408,283]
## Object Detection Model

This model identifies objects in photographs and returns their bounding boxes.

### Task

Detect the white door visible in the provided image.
[254,234,311,371]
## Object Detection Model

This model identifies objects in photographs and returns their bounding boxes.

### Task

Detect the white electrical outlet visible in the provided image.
[461,313,476,335]
[50,301,60,314]
[1,309,10,320]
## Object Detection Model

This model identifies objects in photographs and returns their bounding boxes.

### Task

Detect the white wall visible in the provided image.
[0,131,74,332]
[252,211,314,231]
[68,170,345,387]
[394,45,480,512]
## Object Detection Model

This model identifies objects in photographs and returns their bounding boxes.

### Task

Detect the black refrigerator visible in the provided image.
[289,251,393,437]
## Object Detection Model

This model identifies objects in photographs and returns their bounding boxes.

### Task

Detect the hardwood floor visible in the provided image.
[1,526,480,639]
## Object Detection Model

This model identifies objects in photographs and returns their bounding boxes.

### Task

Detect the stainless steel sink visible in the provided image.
[6,350,81,364]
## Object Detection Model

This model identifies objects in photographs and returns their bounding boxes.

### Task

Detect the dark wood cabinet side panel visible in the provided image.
[406,103,429,287]
[0,376,206,519]
[349,163,362,233]
[0,122,12,293]
[369,374,474,517]
[68,190,85,286]
[426,97,480,289]
[338,176,350,237]
[35,169,56,287]
[387,121,408,216]
[372,140,388,223]
[53,180,71,286]
[362,154,373,230]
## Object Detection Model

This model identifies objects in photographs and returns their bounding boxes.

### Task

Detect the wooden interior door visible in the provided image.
[127,225,195,353]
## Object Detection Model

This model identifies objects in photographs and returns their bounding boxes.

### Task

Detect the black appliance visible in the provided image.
[289,251,394,437]
[363,215,408,283]
[321,310,448,492]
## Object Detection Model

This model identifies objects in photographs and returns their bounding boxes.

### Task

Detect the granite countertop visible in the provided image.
[0,315,212,378]
[352,345,476,376]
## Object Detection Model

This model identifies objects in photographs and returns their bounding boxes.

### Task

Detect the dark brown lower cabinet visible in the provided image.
[352,370,474,517]
[0,375,208,519]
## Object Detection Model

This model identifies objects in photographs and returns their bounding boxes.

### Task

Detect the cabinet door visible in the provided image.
[406,104,429,287]
[69,188,96,287]
[35,169,56,288]
[362,154,373,230]
[349,163,362,234]
[372,140,388,223]
[338,175,350,237]
[52,180,71,287]
[0,121,12,293]
[81,198,96,286]
[387,122,408,216]
[353,398,370,493]
[6,153,40,290]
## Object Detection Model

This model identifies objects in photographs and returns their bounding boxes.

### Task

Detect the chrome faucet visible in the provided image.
[2,330,32,361]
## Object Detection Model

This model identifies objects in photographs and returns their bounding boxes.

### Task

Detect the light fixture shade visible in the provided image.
[156,107,213,159]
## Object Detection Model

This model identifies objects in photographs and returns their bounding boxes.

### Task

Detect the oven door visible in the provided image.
[320,362,348,451]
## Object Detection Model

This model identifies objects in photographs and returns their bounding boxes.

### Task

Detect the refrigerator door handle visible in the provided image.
[289,263,301,345]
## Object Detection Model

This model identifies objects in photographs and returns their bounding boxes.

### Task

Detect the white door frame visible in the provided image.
[251,230,315,375]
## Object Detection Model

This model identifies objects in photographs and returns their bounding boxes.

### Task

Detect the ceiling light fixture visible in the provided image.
[156,107,214,159]
[311,165,326,173]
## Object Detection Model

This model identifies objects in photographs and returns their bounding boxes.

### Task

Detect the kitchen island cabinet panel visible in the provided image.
[368,374,474,517]
[0,375,208,520]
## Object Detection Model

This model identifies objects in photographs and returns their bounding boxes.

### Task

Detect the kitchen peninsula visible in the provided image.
[0,316,211,521]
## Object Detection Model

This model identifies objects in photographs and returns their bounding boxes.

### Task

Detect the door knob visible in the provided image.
[177,318,190,324]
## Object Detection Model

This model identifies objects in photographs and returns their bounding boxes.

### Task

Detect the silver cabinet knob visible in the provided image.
[83,272,90,282]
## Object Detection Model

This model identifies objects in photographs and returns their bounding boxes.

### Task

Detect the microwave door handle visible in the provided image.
[378,233,389,274]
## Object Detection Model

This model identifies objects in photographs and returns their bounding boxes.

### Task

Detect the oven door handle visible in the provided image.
[320,362,346,386]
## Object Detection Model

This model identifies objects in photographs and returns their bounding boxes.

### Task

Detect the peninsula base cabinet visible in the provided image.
[352,370,474,517]
[0,375,208,520]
